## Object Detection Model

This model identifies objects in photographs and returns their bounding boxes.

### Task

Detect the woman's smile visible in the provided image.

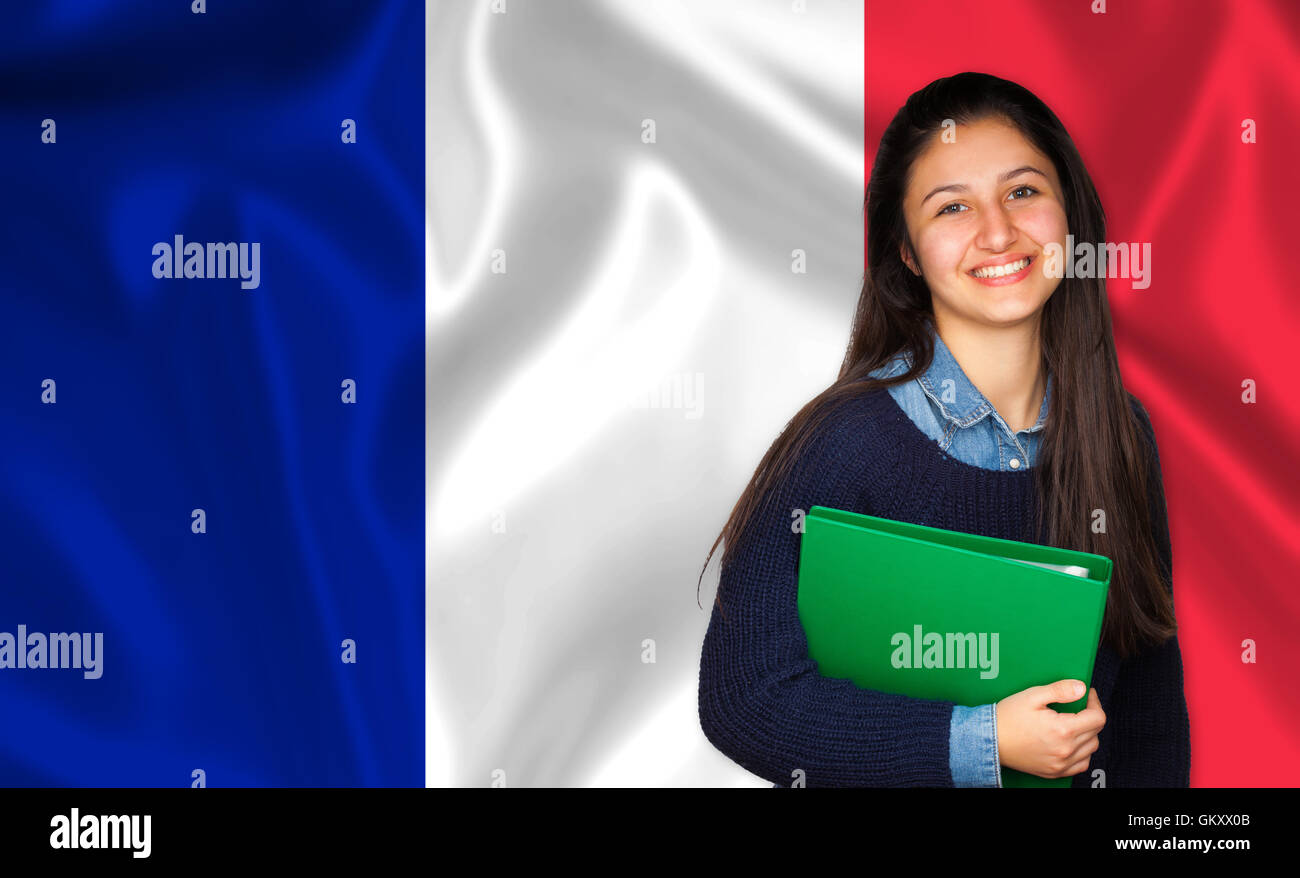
[967,253,1035,286]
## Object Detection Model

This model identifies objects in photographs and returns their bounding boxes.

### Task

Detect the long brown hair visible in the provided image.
[697,72,1175,660]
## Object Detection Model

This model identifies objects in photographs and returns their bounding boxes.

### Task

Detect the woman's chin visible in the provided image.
[974,300,1043,326]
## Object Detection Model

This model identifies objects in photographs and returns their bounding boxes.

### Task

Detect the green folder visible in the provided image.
[795,505,1112,788]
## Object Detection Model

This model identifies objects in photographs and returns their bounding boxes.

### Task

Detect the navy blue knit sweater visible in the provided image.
[698,386,1191,787]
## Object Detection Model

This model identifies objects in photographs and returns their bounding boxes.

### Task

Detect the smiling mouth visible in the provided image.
[969,256,1033,279]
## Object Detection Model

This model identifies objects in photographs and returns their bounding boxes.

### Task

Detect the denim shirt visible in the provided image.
[867,329,1052,787]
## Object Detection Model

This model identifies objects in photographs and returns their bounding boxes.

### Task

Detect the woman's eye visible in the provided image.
[936,186,1037,217]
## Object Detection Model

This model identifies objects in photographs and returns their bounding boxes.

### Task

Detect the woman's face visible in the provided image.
[899,117,1068,330]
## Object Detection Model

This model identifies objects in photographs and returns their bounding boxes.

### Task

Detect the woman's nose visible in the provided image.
[975,204,1017,250]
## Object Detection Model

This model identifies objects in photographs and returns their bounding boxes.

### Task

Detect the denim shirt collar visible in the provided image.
[889,327,1051,436]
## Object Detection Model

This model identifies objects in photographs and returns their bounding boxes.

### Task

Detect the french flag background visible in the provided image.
[1,1,422,785]
[0,0,1296,788]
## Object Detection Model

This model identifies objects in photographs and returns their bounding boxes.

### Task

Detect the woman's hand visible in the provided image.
[995,680,1105,779]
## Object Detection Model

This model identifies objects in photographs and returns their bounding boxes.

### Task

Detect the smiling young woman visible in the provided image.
[697,72,1190,788]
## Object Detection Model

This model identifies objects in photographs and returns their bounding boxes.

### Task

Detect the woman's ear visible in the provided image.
[899,243,922,277]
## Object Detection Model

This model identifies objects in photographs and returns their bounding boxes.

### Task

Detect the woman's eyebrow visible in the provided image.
[919,166,1049,206]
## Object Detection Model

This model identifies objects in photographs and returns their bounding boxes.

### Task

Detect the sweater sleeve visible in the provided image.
[1107,396,1191,787]
[697,413,958,787]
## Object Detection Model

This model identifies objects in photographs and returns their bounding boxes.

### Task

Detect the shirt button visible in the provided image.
[1009,458,1020,469]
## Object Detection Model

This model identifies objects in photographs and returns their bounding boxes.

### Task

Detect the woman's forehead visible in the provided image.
[906,121,1056,197]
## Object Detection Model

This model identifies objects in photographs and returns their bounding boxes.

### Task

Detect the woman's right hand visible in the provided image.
[995,680,1106,779]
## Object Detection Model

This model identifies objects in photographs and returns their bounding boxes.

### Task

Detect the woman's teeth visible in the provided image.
[970,257,1030,278]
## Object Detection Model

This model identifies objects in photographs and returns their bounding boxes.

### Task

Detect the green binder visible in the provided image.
[795,505,1112,788]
